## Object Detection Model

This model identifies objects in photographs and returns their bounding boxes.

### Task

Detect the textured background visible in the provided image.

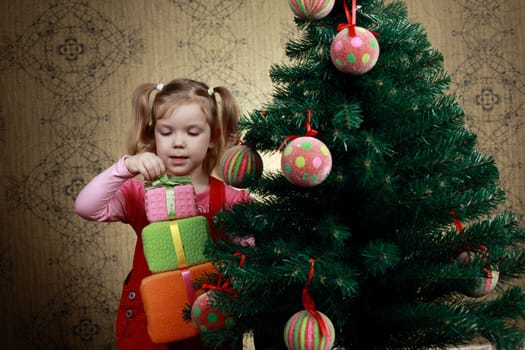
[0,1,523,349]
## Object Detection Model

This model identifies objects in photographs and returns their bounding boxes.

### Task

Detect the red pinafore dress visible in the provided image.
[115,177,241,350]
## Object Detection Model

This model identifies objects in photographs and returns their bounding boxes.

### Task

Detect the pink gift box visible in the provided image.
[145,185,198,222]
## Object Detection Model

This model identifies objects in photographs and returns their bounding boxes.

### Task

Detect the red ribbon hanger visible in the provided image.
[302,258,330,336]
[337,0,379,38]
[450,209,464,233]
[450,210,488,259]
[337,0,358,36]
[202,252,246,297]
[303,109,318,137]
[278,109,318,151]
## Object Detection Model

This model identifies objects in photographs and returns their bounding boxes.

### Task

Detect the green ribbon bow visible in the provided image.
[144,175,192,189]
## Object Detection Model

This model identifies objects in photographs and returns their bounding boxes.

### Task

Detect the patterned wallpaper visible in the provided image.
[407,0,525,222]
[0,1,522,349]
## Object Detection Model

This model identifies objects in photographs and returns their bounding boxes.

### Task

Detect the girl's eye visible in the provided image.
[158,129,171,136]
[188,129,201,136]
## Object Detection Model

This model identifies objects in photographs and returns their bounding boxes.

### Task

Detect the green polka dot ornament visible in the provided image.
[191,291,236,333]
[281,136,332,187]
[330,26,380,75]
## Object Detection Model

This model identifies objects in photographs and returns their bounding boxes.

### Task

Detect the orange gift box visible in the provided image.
[141,262,217,343]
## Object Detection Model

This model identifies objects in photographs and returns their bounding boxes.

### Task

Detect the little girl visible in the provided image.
[75,78,248,349]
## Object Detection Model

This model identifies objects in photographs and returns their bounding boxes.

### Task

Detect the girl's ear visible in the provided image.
[208,136,218,149]
[208,128,220,149]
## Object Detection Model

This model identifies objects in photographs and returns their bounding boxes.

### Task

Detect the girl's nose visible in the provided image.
[172,135,185,148]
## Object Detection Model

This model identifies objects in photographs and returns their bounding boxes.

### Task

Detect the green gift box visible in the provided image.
[142,216,211,273]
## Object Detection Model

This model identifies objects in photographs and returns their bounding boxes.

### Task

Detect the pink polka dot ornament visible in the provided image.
[284,310,335,350]
[281,136,332,187]
[330,26,380,75]
[288,0,336,20]
[191,291,236,333]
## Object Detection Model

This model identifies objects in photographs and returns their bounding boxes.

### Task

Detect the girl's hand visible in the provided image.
[124,153,166,181]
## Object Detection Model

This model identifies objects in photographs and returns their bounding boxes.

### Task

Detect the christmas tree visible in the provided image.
[201,0,525,349]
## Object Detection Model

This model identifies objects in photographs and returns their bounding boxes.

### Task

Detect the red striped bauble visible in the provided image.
[283,310,335,350]
[466,268,499,297]
[220,145,263,188]
[455,250,499,297]
[288,0,335,20]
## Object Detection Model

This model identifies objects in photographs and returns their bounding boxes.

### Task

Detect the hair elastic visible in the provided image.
[156,83,164,92]
[208,87,214,96]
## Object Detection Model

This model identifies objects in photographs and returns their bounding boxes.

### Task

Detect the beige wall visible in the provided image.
[0,1,522,349]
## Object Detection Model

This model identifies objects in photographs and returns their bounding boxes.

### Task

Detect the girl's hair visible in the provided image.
[127,78,240,175]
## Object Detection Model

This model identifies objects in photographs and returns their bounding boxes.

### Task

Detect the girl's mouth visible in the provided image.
[169,156,187,165]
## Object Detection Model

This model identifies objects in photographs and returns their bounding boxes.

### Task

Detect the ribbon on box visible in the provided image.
[166,191,176,218]
[181,269,197,304]
[169,221,187,268]
[145,175,192,189]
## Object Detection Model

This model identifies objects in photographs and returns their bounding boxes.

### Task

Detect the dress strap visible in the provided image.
[207,176,227,242]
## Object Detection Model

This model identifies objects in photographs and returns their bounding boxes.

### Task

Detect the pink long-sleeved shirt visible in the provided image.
[75,157,250,223]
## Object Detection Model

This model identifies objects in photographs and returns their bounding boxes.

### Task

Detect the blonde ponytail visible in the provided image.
[213,86,241,150]
[127,83,156,155]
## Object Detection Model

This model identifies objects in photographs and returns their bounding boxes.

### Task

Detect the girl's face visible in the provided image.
[154,102,215,179]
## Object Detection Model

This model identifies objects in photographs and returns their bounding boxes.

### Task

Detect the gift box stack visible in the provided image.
[139,176,217,343]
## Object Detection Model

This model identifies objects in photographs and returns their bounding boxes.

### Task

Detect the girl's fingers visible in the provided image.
[142,156,165,180]
[127,153,166,180]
